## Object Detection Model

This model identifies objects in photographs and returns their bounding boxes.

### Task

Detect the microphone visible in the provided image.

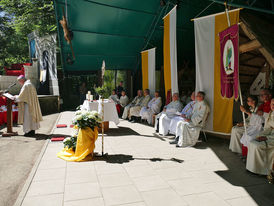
[4,82,16,93]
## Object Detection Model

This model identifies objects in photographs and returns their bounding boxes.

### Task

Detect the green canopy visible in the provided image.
[53,0,226,73]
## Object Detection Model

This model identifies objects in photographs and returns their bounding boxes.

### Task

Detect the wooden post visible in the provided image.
[2,97,18,137]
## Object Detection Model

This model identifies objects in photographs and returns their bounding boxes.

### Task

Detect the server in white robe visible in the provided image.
[246,99,274,175]
[108,89,119,104]
[175,92,209,147]
[229,96,258,153]
[169,92,195,135]
[122,90,143,120]
[140,91,162,125]
[129,89,151,121]
[14,75,43,136]
[118,91,129,108]
[155,93,183,136]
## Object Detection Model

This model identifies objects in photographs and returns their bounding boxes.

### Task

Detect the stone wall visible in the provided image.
[0,76,21,94]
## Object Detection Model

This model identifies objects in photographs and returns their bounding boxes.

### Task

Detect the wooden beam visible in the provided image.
[239,39,261,54]
[240,22,274,69]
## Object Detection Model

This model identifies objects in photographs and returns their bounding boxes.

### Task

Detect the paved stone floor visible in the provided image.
[20,112,274,206]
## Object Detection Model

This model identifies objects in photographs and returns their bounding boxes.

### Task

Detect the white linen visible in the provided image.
[246,112,274,175]
[176,101,209,147]
[229,126,245,153]
[82,100,119,125]
[240,114,264,147]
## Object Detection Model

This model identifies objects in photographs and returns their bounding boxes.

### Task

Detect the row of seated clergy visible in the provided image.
[246,104,274,175]
[229,89,271,156]
[129,89,151,121]
[122,90,144,120]
[155,91,210,147]
[108,90,129,115]
[140,91,162,125]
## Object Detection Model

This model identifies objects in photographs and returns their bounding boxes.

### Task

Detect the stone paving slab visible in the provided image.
[20,112,274,206]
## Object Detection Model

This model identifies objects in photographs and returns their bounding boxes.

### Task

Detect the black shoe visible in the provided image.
[24,130,35,137]
[176,145,182,148]
[169,140,177,144]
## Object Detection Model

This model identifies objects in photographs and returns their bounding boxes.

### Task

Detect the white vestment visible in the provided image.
[108,94,119,104]
[240,114,264,147]
[15,80,42,133]
[176,101,209,147]
[122,95,143,119]
[246,112,274,175]
[140,97,162,125]
[119,95,129,107]
[155,100,183,136]
[169,101,195,135]
[129,95,151,118]
[229,106,258,153]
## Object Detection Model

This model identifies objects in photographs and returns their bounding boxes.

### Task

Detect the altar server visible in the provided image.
[246,98,274,175]
[175,92,209,147]
[129,89,151,121]
[108,89,119,104]
[155,93,182,136]
[169,92,195,135]
[15,75,42,136]
[122,90,143,120]
[229,95,258,153]
[119,90,129,108]
[140,91,162,125]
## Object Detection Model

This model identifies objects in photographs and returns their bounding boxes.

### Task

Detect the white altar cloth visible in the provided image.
[82,100,120,125]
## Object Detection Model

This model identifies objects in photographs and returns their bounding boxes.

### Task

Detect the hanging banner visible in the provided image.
[195,9,240,134]
[141,48,156,94]
[163,5,178,97]
[219,24,239,99]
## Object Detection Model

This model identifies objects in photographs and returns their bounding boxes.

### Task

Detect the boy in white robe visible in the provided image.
[169,92,195,135]
[140,91,162,125]
[155,93,183,136]
[229,96,258,153]
[14,75,43,136]
[174,91,209,147]
[246,98,274,175]
[118,91,129,108]
[108,89,119,104]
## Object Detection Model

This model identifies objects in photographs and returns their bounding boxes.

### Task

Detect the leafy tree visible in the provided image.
[0,0,56,67]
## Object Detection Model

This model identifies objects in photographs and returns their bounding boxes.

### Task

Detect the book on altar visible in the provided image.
[3,93,15,100]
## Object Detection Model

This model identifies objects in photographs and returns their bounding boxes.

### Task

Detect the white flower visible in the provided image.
[63,137,71,143]
[76,115,82,121]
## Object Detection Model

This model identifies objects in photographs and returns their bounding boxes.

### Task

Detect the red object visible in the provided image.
[258,100,271,113]
[165,90,172,105]
[0,112,4,125]
[51,137,65,141]
[70,125,74,128]
[4,63,32,76]
[116,104,122,115]
[242,144,248,157]
[13,111,18,122]
[0,97,7,106]
[56,124,67,128]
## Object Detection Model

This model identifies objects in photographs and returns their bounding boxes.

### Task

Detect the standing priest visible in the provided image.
[14,75,43,137]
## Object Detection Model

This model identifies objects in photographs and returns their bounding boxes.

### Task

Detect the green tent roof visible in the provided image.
[54,0,272,74]
[54,0,225,73]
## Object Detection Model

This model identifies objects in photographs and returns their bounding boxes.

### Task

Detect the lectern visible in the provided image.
[1,93,18,137]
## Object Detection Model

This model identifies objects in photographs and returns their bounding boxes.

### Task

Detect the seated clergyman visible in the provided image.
[129,89,151,122]
[246,98,274,175]
[122,90,143,120]
[169,91,195,135]
[155,93,183,136]
[229,95,258,154]
[140,91,162,125]
[171,91,209,147]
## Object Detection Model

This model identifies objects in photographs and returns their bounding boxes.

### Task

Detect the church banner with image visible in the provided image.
[219,24,239,99]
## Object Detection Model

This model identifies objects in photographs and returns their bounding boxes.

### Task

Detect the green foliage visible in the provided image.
[63,136,77,151]
[0,0,56,66]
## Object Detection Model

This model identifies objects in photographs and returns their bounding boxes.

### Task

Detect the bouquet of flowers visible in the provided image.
[72,110,102,130]
[63,135,77,150]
